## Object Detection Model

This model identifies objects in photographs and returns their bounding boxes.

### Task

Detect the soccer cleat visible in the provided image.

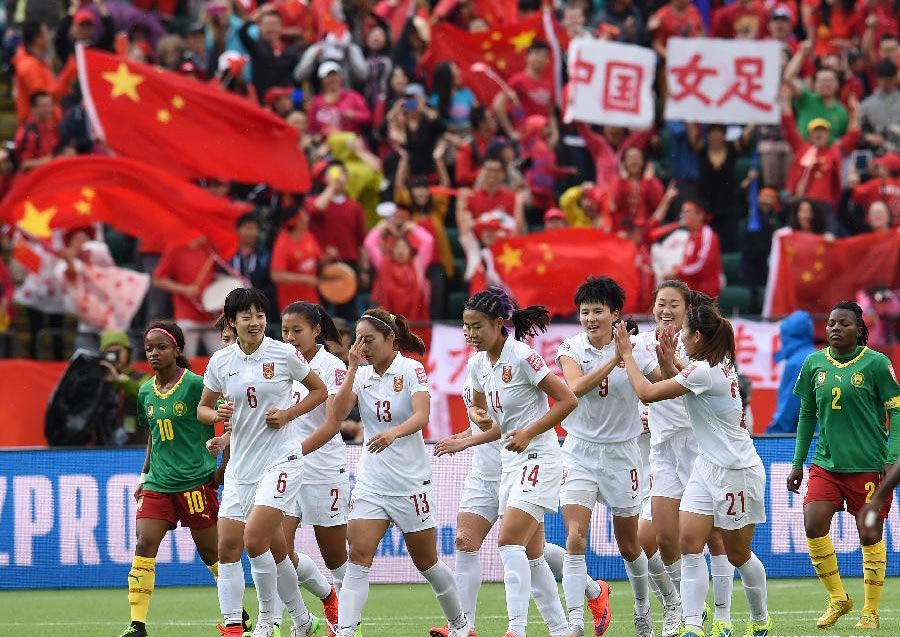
[429,626,449,637]
[215,624,245,637]
[448,624,476,637]
[290,615,323,637]
[252,621,275,637]
[273,626,282,637]
[816,595,852,629]
[501,632,523,637]
[676,628,705,637]
[702,604,710,624]
[742,616,773,636]
[568,622,585,637]
[118,622,148,637]
[635,608,656,637]
[855,611,879,629]
[661,592,682,637]
[321,586,339,629]
[708,620,732,637]
[586,580,612,636]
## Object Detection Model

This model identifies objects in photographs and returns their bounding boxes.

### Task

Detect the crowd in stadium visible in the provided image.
[0,0,898,362]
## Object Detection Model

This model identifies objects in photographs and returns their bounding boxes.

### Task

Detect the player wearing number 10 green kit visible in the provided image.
[789,301,900,632]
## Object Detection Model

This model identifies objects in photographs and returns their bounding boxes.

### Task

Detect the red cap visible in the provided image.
[264,86,293,106]
[874,152,900,174]
[543,208,566,222]
[74,8,96,25]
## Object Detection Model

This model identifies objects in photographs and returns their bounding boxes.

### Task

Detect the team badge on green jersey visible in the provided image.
[147,404,154,417]
[852,372,864,387]
[173,401,187,416]
[815,371,826,387]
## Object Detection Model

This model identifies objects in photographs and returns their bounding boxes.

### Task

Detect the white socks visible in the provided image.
[647,550,676,604]
[710,553,735,622]
[249,551,278,624]
[624,551,651,615]
[217,561,245,626]
[736,552,768,623]
[276,557,312,629]
[529,556,569,636]
[543,542,566,575]
[331,561,348,596]
[421,561,467,630]
[455,550,482,629]
[499,545,530,637]
[680,553,708,630]
[296,552,332,599]
[665,557,682,594]
[337,562,370,636]
[562,553,587,629]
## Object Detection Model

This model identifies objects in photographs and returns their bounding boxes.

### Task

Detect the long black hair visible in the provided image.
[143,320,191,370]
[684,299,735,367]
[358,307,426,355]
[432,61,455,120]
[465,287,550,341]
[832,300,869,346]
[282,302,342,346]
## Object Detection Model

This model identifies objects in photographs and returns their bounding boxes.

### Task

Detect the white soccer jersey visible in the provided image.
[204,336,311,485]
[352,353,432,496]
[463,378,501,481]
[557,332,656,443]
[633,330,692,445]
[468,338,558,470]
[673,360,760,470]
[291,345,348,485]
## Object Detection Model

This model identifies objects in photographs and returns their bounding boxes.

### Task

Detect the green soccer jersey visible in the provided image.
[137,370,217,493]
[792,346,900,472]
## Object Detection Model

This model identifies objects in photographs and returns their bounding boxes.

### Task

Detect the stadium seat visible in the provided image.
[718,285,753,315]
[722,252,742,284]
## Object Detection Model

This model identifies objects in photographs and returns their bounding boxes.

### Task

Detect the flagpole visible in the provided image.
[75,44,107,143]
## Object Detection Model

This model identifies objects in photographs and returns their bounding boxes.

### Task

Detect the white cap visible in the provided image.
[376,202,398,218]
[318,60,342,79]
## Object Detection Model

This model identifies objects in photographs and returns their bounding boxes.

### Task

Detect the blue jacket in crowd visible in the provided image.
[767,311,817,433]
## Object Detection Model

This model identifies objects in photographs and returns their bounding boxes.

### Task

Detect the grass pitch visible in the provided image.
[0,578,893,637]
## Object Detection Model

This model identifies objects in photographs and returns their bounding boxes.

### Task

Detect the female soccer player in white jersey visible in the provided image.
[557,276,671,637]
[462,288,578,637]
[615,297,773,637]
[331,308,469,637]
[632,281,736,637]
[198,288,329,637]
[429,384,610,637]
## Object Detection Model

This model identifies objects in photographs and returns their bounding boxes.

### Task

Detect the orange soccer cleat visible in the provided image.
[586,580,612,636]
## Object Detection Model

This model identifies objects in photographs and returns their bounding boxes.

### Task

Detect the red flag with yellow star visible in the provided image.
[421,12,563,104]
[474,228,641,316]
[0,155,249,256]
[763,230,900,317]
[77,47,310,192]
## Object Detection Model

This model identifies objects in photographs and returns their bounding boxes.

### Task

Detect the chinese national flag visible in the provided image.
[472,0,519,25]
[763,230,900,317]
[77,48,310,192]
[475,228,641,317]
[0,155,249,256]
[422,12,563,104]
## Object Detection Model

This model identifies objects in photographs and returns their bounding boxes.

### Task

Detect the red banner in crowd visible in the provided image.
[764,230,900,317]
[77,48,311,193]
[0,155,248,256]
[472,228,641,316]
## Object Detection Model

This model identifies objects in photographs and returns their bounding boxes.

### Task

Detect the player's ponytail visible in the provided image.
[688,289,715,308]
[282,301,342,345]
[832,300,869,345]
[684,302,735,367]
[143,320,192,371]
[359,307,426,355]
[466,287,551,341]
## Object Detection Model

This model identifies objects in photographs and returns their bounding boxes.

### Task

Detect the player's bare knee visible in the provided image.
[565,526,588,554]
[725,545,751,567]
[455,530,483,553]
[197,545,219,566]
[243,530,270,558]
[348,546,375,567]
[616,536,641,562]
[134,534,161,558]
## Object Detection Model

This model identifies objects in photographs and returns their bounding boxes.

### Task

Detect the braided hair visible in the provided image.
[832,301,869,346]
[465,287,550,341]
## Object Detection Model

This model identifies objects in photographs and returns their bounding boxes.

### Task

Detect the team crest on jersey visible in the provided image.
[262,362,275,379]
[335,369,346,386]
[394,376,404,392]
[173,401,186,417]
[526,353,544,372]
[815,371,826,388]
[147,404,154,418]
[852,372,865,387]
[502,365,513,383]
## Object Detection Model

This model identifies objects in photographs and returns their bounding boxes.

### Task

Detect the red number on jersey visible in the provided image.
[488,390,503,413]
[375,400,392,423]
[247,386,258,409]
[725,491,746,515]
[409,493,430,516]
[521,465,540,487]
[276,472,288,494]
[599,377,609,397]
[330,488,340,512]
[630,468,639,492]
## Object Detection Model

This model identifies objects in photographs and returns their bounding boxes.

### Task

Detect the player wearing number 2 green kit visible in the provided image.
[788,301,900,633]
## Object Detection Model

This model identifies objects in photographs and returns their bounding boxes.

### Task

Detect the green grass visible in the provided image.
[1,578,895,637]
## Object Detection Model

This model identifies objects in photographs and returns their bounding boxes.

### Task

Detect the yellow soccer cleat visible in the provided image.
[855,611,879,629]
[816,596,853,629]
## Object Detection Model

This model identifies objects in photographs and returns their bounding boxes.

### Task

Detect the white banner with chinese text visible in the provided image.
[664,38,781,124]
[564,39,657,130]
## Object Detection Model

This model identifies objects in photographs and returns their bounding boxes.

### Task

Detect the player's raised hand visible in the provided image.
[786,467,804,493]
[657,324,679,367]
[347,336,366,369]
[612,322,634,360]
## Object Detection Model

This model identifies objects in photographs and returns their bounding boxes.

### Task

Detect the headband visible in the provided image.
[147,327,177,345]
[360,314,395,332]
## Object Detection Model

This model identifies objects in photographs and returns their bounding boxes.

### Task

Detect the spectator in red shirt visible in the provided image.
[371,234,428,321]
[850,153,900,229]
[605,147,665,234]
[783,96,860,224]
[13,91,61,173]
[492,40,558,145]
[455,106,503,187]
[305,163,367,267]
[668,200,722,299]
[649,0,705,59]
[271,208,323,311]
[152,239,218,356]
[306,61,372,139]
[13,22,69,125]
[520,114,567,211]
[457,156,524,235]
[712,0,769,39]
